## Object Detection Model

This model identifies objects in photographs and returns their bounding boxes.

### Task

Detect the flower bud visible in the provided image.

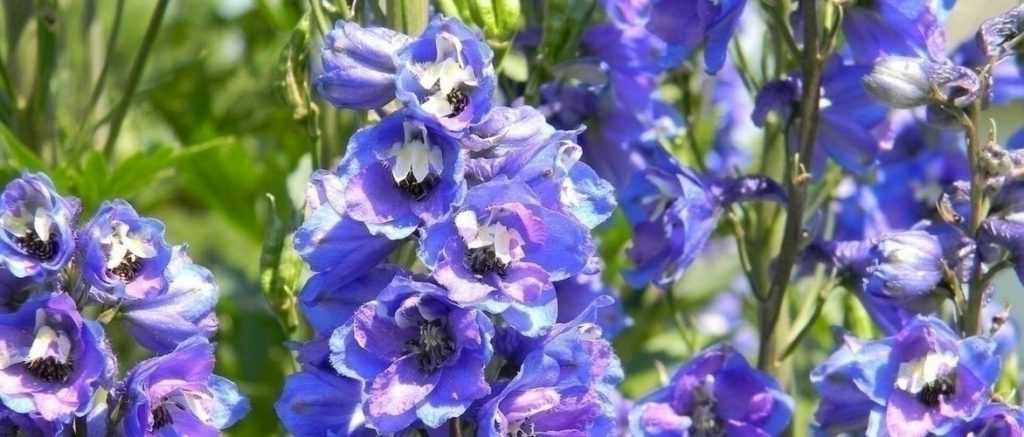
[863,56,933,108]
[977,4,1024,61]
[435,0,523,42]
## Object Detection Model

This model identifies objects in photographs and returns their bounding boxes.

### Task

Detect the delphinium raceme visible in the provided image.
[0,173,248,435]
[273,0,1024,436]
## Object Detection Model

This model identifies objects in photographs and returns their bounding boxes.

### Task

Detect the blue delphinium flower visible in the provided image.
[328,276,493,432]
[276,339,374,437]
[620,149,784,288]
[946,403,1024,436]
[600,0,747,74]
[0,404,61,436]
[630,344,793,436]
[753,58,891,174]
[0,173,78,283]
[811,229,971,334]
[294,169,400,286]
[478,299,623,436]
[300,264,401,337]
[812,317,1000,436]
[418,178,593,336]
[119,245,219,354]
[555,257,632,340]
[315,21,410,110]
[395,16,495,133]
[842,0,956,64]
[77,200,172,300]
[117,336,249,436]
[0,293,112,422]
[333,111,466,240]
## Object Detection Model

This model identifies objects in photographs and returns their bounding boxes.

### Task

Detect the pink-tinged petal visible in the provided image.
[366,355,440,428]
[639,402,690,434]
[352,303,414,361]
[500,388,561,422]
[497,262,550,304]
[433,259,496,303]
[885,390,938,437]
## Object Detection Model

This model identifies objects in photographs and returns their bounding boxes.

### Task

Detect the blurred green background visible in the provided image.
[0,0,1022,436]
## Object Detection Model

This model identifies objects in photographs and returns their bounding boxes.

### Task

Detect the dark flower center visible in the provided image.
[406,319,455,373]
[446,88,469,118]
[465,246,508,276]
[396,171,439,201]
[151,404,173,430]
[14,229,58,261]
[690,386,724,437]
[24,356,73,384]
[108,252,143,282]
[504,417,537,437]
[918,373,957,407]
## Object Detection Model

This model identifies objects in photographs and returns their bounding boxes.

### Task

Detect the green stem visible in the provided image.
[72,0,125,153]
[757,0,824,372]
[963,101,991,336]
[101,0,170,158]
[387,0,429,35]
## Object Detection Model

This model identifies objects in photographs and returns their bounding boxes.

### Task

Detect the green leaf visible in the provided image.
[258,194,307,339]
[0,121,45,171]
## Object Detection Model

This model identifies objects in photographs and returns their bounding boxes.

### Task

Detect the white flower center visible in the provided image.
[455,210,525,265]
[1,204,54,242]
[100,220,158,270]
[895,351,959,394]
[26,309,71,363]
[416,33,478,117]
[389,122,443,185]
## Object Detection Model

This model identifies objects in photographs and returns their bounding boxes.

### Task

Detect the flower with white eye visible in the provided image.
[0,173,77,281]
[396,16,495,132]
[79,200,172,299]
[388,121,444,201]
[455,210,526,275]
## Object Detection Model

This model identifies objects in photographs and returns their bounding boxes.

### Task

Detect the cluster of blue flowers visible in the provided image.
[0,174,248,435]
[275,0,1024,435]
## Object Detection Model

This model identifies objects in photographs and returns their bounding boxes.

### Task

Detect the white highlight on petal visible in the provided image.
[455,210,525,264]
[895,351,959,394]
[412,32,479,117]
[26,309,71,362]
[389,122,442,184]
[33,209,52,242]
[101,220,158,269]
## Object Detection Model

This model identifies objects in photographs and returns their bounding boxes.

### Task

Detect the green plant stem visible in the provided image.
[101,0,170,158]
[387,0,429,35]
[757,0,824,372]
[71,0,125,154]
[963,100,990,336]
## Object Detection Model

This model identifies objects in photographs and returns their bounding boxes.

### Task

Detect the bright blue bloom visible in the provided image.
[812,317,1000,436]
[946,403,1024,437]
[119,245,219,354]
[842,0,956,64]
[418,178,593,336]
[117,336,249,436]
[600,0,747,74]
[333,111,466,240]
[555,257,631,340]
[293,170,400,285]
[78,200,172,300]
[620,149,784,288]
[753,58,891,174]
[0,293,112,423]
[300,264,401,337]
[395,16,495,133]
[478,298,623,436]
[276,338,374,436]
[630,344,793,436]
[0,405,62,437]
[315,21,410,110]
[0,173,78,283]
[328,276,493,432]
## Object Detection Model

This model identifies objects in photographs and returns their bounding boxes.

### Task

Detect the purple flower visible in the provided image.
[300,264,400,337]
[754,59,891,174]
[946,403,1024,436]
[630,344,793,436]
[976,4,1024,62]
[864,56,980,109]
[478,299,623,436]
[276,363,371,437]
[333,112,466,240]
[812,317,1000,436]
[328,276,493,432]
[811,229,969,333]
[600,0,747,74]
[0,293,111,422]
[842,0,954,64]
[620,150,784,288]
[119,246,219,354]
[314,21,410,109]
[0,404,62,436]
[78,200,172,300]
[418,178,594,335]
[294,170,400,286]
[117,336,248,436]
[555,258,631,340]
[395,16,495,132]
[0,173,78,282]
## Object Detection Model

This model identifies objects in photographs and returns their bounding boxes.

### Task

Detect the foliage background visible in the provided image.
[0,0,1020,435]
